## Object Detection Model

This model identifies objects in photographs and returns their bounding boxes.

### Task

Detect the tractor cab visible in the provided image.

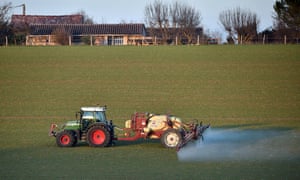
[80,107,107,122]
[78,106,108,130]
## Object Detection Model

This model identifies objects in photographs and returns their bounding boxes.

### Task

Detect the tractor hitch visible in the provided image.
[49,124,58,137]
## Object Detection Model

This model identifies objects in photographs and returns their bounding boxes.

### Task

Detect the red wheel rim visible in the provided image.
[60,135,70,145]
[91,130,105,144]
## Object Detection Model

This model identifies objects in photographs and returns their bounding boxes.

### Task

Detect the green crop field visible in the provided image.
[0,45,300,179]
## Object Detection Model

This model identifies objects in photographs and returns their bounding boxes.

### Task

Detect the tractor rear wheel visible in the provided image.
[56,131,76,147]
[161,129,182,148]
[87,126,111,147]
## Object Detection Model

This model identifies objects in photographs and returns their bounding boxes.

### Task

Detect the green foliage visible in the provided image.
[0,2,12,44]
[274,0,300,29]
[0,45,300,179]
[0,2,11,25]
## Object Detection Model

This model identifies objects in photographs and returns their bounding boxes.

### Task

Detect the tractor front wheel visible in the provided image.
[56,131,76,147]
[87,126,111,147]
[161,129,182,148]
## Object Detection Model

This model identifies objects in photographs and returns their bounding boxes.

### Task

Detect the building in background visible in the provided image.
[10,14,205,46]
[11,14,147,46]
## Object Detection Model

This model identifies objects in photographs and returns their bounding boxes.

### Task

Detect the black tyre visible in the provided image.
[87,126,111,147]
[56,131,76,147]
[161,129,183,148]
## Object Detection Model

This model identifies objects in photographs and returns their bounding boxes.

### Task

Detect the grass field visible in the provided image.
[0,45,300,179]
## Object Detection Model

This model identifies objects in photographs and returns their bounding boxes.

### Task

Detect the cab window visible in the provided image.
[95,111,106,121]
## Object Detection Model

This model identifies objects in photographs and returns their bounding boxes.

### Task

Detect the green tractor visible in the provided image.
[49,106,114,147]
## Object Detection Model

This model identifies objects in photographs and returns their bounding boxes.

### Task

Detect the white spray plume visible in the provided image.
[177,128,300,162]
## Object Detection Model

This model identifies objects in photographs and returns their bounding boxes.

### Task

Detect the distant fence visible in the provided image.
[1,35,299,46]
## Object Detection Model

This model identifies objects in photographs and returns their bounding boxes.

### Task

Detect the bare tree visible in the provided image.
[219,7,260,44]
[219,9,234,43]
[169,1,180,42]
[169,1,180,28]
[177,3,201,44]
[145,0,170,44]
[145,1,201,45]
[0,2,11,22]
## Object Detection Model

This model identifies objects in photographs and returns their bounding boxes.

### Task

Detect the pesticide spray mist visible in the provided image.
[177,128,300,162]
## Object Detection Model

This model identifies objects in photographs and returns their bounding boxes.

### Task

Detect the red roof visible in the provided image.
[11,15,83,29]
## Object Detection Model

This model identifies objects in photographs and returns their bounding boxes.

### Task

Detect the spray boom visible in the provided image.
[177,121,210,151]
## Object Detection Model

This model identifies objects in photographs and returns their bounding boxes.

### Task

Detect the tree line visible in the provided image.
[0,0,299,45]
